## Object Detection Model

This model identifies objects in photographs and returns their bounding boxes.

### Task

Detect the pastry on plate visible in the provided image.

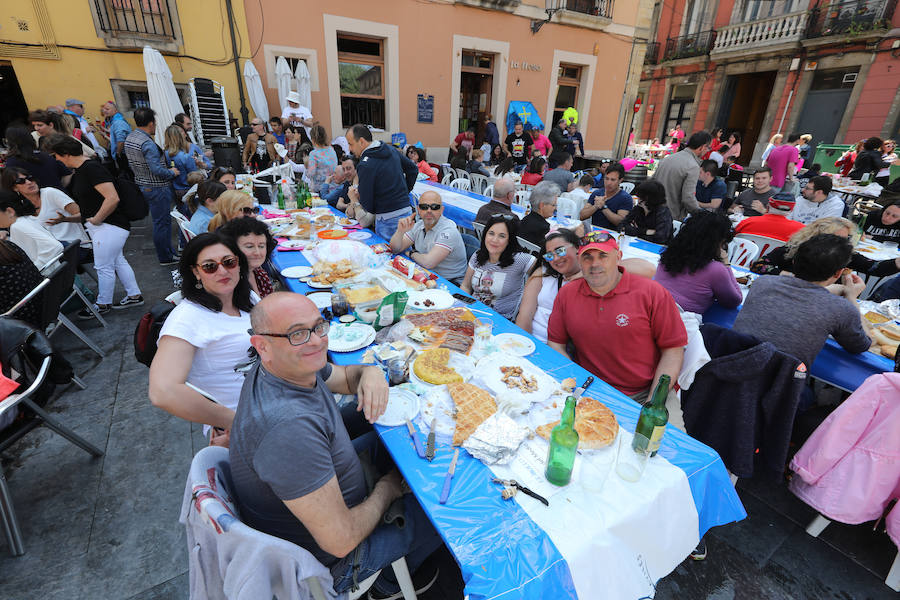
[536,398,618,449]
[447,382,497,446]
[413,348,463,385]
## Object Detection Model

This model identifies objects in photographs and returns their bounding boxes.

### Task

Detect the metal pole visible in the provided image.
[223,0,249,126]
[777,89,793,134]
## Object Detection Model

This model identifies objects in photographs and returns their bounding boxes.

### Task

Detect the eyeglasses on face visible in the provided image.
[14,175,35,185]
[542,246,571,262]
[196,255,240,274]
[418,203,443,211]
[254,320,330,346]
[579,231,613,247]
[240,206,261,215]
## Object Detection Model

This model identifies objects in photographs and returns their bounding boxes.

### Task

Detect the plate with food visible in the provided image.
[318,229,349,240]
[280,265,313,278]
[328,322,376,353]
[306,291,332,309]
[339,283,389,307]
[338,217,358,227]
[314,214,336,228]
[871,322,900,360]
[475,354,556,406]
[494,333,536,356]
[376,388,420,427]
[406,289,454,312]
[409,348,476,388]
[532,397,619,450]
[310,259,361,287]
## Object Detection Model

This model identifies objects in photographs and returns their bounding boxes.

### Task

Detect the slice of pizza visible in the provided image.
[447,382,497,446]
[536,398,618,449]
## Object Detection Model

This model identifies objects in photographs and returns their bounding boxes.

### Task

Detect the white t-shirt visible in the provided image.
[35,188,88,246]
[282,105,313,137]
[158,298,252,415]
[10,216,64,271]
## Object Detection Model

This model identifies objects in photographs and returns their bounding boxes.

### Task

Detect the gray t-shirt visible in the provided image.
[468,251,536,319]
[229,361,366,567]
[732,275,870,370]
[405,215,468,281]
[542,168,573,192]
[735,188,773,217]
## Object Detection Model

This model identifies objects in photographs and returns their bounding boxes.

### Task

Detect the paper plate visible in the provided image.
[328,322,376,353]
[475,354,556,407]
[277,240,306,250]
[337,217,359,227]
[406,289,455,311]
[280,265,313,278]
[494,333,536,356]
[318,229,349,240]
[409,350,476,388]
[306,292,332,309]
[348,230,372,241]
[376,388,421,426]
[307,279,333,289]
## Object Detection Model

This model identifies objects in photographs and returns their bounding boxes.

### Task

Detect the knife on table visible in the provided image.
[574,376,594,400]
[406,419,426,459]
[439,448,460,505]
[425,418,437,461]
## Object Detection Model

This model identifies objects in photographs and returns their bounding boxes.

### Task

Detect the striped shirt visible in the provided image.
[124,129,174,188]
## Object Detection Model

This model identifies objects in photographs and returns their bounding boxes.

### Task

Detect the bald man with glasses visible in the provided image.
[389,190,468,283]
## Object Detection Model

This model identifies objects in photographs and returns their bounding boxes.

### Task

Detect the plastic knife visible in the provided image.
[425,418,436,461]
[574,376,594,400]
[439,448,460,505]
[406,419,426,459]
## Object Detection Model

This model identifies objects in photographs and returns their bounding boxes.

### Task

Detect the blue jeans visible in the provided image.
[143,185,177,262]
[330,432,443,595]
[374,209,412,241]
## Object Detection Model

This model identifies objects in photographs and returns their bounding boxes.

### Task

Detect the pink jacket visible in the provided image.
[790,373,900,530]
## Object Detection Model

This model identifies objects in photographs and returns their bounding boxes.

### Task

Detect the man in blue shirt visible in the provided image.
[101,101,132,166]
[695,159,727,212]
[174,113,213,170]
[580,161,633,229]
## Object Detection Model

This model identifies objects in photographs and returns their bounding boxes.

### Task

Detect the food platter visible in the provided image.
[376,388,420,426]
[494,333,536,356]
[328,322,376,352]
[406,289,455,311]
[280,265,313,278]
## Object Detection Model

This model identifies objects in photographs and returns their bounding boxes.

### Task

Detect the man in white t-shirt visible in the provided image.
[281,91,314,138]
[388,190,468,283]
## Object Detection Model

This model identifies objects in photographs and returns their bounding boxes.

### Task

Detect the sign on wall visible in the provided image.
[417,94,434,123]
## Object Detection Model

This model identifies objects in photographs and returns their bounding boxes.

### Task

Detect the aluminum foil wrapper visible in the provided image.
[463,412,529,465]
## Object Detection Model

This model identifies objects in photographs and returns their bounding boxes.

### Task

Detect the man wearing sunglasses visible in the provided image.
[388,190,467,283]
[231,293,442,598]
[547,231,688,428]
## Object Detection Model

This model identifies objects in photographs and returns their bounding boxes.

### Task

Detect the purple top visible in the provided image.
[653,260,743,314]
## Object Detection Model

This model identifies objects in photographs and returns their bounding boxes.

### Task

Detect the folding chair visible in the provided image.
[42,244,105,357]
[0,317,104,556]
[727,238,760,268]
[450,178,471,191]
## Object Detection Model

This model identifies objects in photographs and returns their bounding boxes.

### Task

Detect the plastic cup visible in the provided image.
[475,318,493,347]
[615,433,650,482]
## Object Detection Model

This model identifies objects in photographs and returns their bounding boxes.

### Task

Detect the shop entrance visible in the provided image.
[716,71,777,164]
[0,62,28,137]
[459,51,494,145]
[794,68,858,148]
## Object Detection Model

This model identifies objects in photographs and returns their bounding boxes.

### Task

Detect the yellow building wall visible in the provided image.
[1,0,253,129]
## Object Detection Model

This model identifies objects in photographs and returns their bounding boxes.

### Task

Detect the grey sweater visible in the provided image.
[732,275,870,369]
[652,148,701,221]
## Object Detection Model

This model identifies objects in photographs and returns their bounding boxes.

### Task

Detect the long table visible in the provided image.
[268,207,745,599]
[413,180,526,229]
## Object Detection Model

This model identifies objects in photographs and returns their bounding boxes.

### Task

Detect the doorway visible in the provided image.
[0,62,28,137]
[717,71,777,164]
[794,68,858,149]
[460,51,494,144]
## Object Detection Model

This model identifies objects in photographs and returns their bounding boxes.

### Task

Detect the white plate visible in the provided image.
[278,240,306,250]
[281,265,313,278]
[376,388,420,426]
[337,217,359,227]
[406,289,455,311]
[307,279,333,289]
[328,322,376,352]
[408,350,476,388]
[306,292,332,309]
[475,354,556,407]
[348,230,372,241]
[419,386,457,437]
[494,333,536,356]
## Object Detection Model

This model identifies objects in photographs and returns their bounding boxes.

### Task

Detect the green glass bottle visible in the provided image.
[633,374,670,457]
[545,396,579,486]
[276,183,285,210]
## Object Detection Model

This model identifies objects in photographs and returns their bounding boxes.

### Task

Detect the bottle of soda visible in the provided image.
[633,374,670,457]
[545,396,579,486]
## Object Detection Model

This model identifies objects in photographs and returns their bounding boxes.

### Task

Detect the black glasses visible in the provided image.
[196,255,240,274]
[418,203,443,211]
[241,206,260,215]
[580,231,613,247]
[14,175,35,185]
[254,320,330,346]
[542,246,571,262]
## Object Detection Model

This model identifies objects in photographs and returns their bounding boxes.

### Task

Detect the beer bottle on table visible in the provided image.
[545,396,579,486]
[276,183,285,210]
[633,375,670,457]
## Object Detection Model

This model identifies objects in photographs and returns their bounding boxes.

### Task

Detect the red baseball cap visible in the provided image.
[768,195,796,212]
[578,231,619,255]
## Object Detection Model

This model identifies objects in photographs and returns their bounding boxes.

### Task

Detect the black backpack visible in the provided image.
[133,300,176,367]
[114,175,149,221]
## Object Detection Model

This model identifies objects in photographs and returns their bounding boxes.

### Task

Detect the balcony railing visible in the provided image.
[547,0,615,18]
[93,0,176,38]
[645,42,660,64]
[806,0,897,38]
[712,10,809,54]
[663,30,716,61]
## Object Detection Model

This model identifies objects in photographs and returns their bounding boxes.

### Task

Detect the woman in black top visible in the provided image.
[0,240,45,328]
[3,124,71,190]
[848,137,888,181]
[621,179,674,244]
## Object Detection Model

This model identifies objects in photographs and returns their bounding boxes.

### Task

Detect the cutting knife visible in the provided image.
[406,420,426,459]
[574,376,594,399]
[439,448,460,504]
[425,418,436,461]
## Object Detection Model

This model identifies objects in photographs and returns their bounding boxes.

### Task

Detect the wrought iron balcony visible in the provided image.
[547,0,615,18]
[645,42,660,65]
[806,0,897,39]
[663,30,716,61]
[712,10,809,54]
[93,0,176,38]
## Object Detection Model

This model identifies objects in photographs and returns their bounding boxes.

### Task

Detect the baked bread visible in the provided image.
[447,382,497,446]
[536,398,618,449]
[864,311,891,324]
[413,348,463,385]
[879,323,900,342]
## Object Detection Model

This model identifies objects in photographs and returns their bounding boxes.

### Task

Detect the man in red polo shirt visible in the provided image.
[734,195,805,242]
[547,231,688,428]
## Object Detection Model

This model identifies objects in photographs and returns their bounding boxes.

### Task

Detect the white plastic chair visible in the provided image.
[556,196,577,220]
[472,221,485,240]
[513,190,531,210]
[469,173,489,195]
[620,182,635,194]
[170,209,195,242]
[727,238,760,268]
[517,236,541,253]
[453,168,470,181]
[672,220,683,236]
[440,172,454,186]
[450,178,471,191]
[733,233,785,258]
[483,184,494,199]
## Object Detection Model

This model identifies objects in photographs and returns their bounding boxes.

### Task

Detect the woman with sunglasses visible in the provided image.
[0,191,63,272]
[515,229,582,342]
[461,214,536,319]
[621,179,674,245]
[149,233,258,445]
[207,190,256,232]
[221,216,277,297]
[1,167,88,250]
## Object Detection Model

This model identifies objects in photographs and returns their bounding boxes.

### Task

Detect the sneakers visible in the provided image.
[77,304,111,320]
[367,566,439,600]
[112,295,144,309]
[690,539,708,561]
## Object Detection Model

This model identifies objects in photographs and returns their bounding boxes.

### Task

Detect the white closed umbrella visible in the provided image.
[243,60,269,123]
[275,56,293,113]
[142,46,185,146]
[293,59,312,110]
